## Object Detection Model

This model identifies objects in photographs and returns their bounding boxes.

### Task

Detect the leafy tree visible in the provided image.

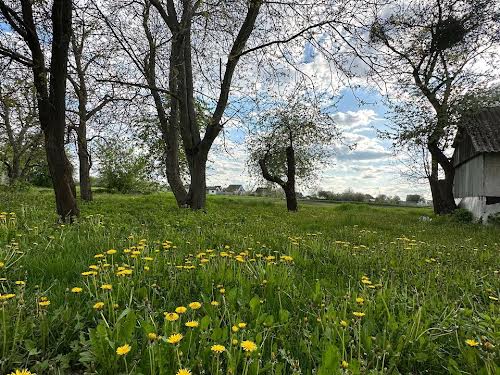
[406,194,424,203]
[0,0,78,219]
[248,102,340,211]
[96,142,158,194]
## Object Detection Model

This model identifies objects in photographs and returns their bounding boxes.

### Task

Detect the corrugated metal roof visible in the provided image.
[462,106,500,153]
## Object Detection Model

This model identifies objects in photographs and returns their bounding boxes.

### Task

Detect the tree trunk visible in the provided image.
[284,184,298,212]
[78,133,92,202]
[427,142,456,215]
[44,126,79,220]
[186,154,207,210]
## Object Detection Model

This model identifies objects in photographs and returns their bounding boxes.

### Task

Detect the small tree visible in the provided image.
[248,102,341,211]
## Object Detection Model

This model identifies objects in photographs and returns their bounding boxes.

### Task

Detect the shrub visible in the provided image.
[487,212,500,226]
[452,208,474,223]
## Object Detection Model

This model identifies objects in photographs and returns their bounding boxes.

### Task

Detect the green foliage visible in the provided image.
[96,142,159,194]
[487,212,500,226]
[452,208,475,223]
[0,191,499,374]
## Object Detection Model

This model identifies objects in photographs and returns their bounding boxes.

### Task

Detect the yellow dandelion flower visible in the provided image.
[188,302,202,310]
[232,339,239,345]
[241,340,257,352]
[0,293,16,300]
[341,360,349,369]
[175,306,187,314]
[38,300,50,307]
[465,339,479,347]
[93,302,105,310]
[353,312,365,318]
[232,325,239,333]
[164,312,179,321]
[238,322,247,329]
[167,333,183,344]
[176,369,191,375]
[211,301,220,306]
[147,332,158,341]
[8,369,35,375]
[116,344,131,356]
[340,320,348,327]
[71,287,83,293]
[356,297,364,305]
[185,320,199,328]
[94,254,105,259]
[219,288,225,294]
[106,249,117,255]
[15,281,25,286]
[101,284,112,290]
[211,344,226,353]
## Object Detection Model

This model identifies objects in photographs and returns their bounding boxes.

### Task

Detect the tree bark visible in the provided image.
[427,141,456,215]
[284,184,298,211]
[77,129,92,201]
[186,153,207,210]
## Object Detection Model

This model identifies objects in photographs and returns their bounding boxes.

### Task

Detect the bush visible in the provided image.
[452,208,474,223]
[487,212,500,226]
[96,143,159,194]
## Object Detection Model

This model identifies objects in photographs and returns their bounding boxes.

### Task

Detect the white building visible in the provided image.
[453,107,500,222]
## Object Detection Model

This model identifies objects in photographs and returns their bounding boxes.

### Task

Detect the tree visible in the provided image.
[347,0,500,214]
[248,101,340,211]
[0,0,78,219]
[406,194,424,204]
[0,65,44,184]
[67,2,122,202]
[98,0,358,210]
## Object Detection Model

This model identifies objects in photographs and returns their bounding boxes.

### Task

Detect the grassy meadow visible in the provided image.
[0,189,499,374]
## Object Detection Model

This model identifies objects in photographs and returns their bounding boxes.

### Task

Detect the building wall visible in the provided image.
[454,154,484,198]
[484,153,500,196]
[456,197,500,223]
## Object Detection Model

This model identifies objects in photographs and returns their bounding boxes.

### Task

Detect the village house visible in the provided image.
[453,106,500,222]
[206,186,222,195]
[224,184,245,195]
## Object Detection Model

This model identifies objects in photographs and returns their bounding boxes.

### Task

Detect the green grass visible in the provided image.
[0,189,499,374]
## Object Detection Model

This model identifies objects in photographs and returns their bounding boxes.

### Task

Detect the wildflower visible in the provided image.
[89,265,99,270]
[71,287,83,293]
[211,344,226,353]
[465,339,479,347]
[356,297,364,305]
[189,301,202,310]
[116,344,131,356]
[232,339,239,345]
[176,369,192,375]
[93,302,105,310]
[0,262,4,268]
[147,332,158,341]
[241,340,257,352]
[106,249,117,255]
[38,300,50,307]
[175,306,187,314]
[238,322,247,329]
[101,284,112,290]
[219,288,225,294]
[185,320,199,328]
[116,269,133,276]
[340,320,348,327]
[8,370,35,375]
[15,281,25,286]
[167,333,183,344]
[353,312,365,318]
[81,271,98,276]
[211,301,220,306]
[0,293,16,300]
[341,360,349,369]
[164,312,179,321]
[232,325,239,332]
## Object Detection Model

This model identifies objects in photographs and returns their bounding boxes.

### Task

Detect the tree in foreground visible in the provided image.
[0,0,78,219]
[248,102,341,211]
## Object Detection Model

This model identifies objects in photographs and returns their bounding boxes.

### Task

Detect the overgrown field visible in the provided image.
[0,189,499,374]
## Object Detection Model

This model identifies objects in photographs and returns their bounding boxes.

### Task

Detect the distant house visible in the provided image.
[254,187,271,196]
[453,107,500,222]
[206,186,222,195]
[224,184,245,195]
